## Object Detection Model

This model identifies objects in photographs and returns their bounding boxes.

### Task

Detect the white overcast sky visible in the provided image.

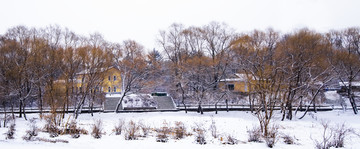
[1,0,360,50]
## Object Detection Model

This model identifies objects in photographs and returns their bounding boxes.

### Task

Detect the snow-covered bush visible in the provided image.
[331,123,353,148]
[193,123,206,145]
[113,119,125,135]
[156,120,171,142]
[1,114,13,128]
[5,123,16,139]
[264,125,279,148]
[125,120,140,140]
[313,121,333,149]
[247,125,262,142]
[139,121,151,137]
[174,121,186,139]
[91,119,104,139]
[282,134,297,145]
[23,118,38,141]
[43,114,61,138]
[65,120,82,138]
[209,117,218,139]
[224,135,238,145]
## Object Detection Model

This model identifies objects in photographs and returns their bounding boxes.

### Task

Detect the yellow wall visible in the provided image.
[102,67,122,93]
[75,67,122,94]
[219,81,249,92]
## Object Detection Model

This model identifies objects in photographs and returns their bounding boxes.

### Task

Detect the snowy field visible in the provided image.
[1,110,360,149]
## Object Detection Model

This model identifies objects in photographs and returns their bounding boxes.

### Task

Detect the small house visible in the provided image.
[219,73,253,93]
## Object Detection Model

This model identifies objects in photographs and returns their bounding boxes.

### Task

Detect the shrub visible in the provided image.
[247,125,262,142]
[113,119,125,135]
[282,134,297,145]
[209,118,218,139]
[5,123,16,139]
[43,114,61,138]
[156,120,171,143]
[91,119,104,139]
[138,120,151,137]
[264,125,279,148]
[331,123,353,148]
[2,114,13,128]
[174,121,186,139]
[224,135,237,145]
[313,121,333,149]
[64,120,83,138]
[193,123,206,145]
[125,120,140,140]
[23,118,38,141]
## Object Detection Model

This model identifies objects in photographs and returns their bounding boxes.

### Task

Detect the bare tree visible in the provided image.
[4,26,34,120]
[74,33,111,118]
[327,28,360,114]
[114,40,149,112]
[273,29,332,120]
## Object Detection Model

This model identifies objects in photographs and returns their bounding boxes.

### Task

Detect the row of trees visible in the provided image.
[157,22,360,119]
[0,23,359,122]
[0,25,155,120]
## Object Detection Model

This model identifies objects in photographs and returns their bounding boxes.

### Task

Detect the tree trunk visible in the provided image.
[19,100,23,118]
[225,99,229,112]
[299,86,322,119]
[313,100,317,113]
[61,103,65,119]
[38,85,43,115]
[182,101,187,113]
[22,102,27,120]
[115,93,127,113]
[90,100,94,117]
[197,103,203,114]
[2,102,6,127]
[347,84,358,114]
[287,102,293,120]
[74,95,87,119]
[281,105,286,121]
[215,103,218,114]
[249,94,253,113]
[179,83,187,113]
[11,103,15,119]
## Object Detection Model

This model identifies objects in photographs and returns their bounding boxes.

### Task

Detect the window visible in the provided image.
[108,76,111,81]
[113,86,117,92]
[114,75,116,81]
[108,87,111,92]
[227,84,235,91]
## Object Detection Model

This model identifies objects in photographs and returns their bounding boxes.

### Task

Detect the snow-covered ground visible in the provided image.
[1,110,360,149]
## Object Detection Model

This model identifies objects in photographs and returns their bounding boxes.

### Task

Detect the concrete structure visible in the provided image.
[103,94,177,112]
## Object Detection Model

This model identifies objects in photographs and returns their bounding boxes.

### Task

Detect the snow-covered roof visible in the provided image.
[220,73,253,82]
[77,66,118,75]
[339,81,360,87]
[77,68,107,75]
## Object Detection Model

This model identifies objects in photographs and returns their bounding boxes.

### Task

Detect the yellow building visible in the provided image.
[75,67,122,94]
[219,73,252,93]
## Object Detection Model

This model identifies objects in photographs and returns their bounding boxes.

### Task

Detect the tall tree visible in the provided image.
[114,40,149,112]
[276,29,331,120]
[74,35,111,118]
[328,28,360,114]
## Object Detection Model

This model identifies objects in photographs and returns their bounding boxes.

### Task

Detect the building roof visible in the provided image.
[339,81,360,87]
[220,73,253,82]
[76,66,118,75]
